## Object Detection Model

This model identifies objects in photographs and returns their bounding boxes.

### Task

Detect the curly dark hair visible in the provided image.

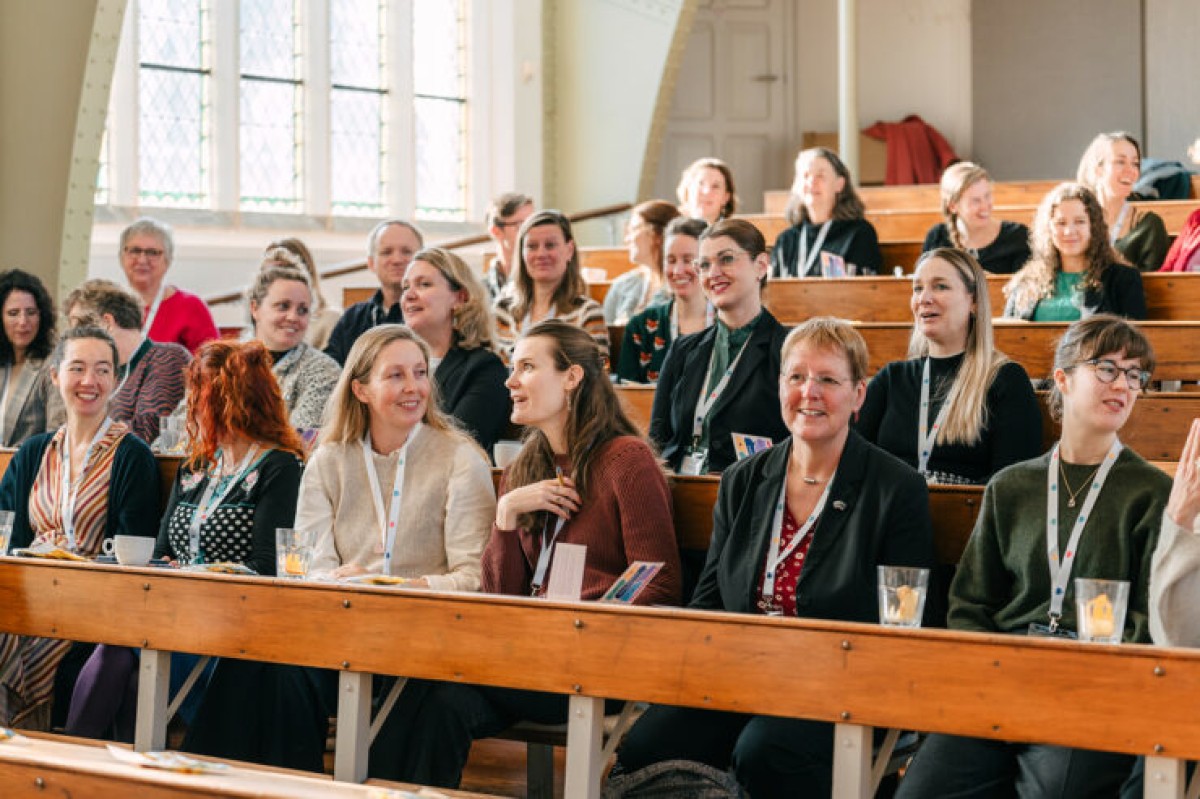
[0,269,57,365]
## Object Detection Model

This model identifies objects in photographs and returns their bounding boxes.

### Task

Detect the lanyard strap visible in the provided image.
[690,336,751,441]
[361,425,419,575]
[531,514,568,595]
[917,358,952,475]
[141,282,168,339]
[114,337,146,399]
[797,221,832,277]
[187,443,262,564]
[762,468,833,600]
[1045,440,1123,623]
[1110,201,1130,246]
[670,301,715,341]
[60,417,114,551]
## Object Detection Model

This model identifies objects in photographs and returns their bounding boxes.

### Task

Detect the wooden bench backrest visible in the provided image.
[615,384,1200,464]
[765,180,1065,215]
[757,273,1200,323]
[743,199,1200,246]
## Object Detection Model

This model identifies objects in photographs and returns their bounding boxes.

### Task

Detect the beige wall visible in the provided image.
[0,0,110,298]
[1145,0,1200,162]
[793,0,973,160]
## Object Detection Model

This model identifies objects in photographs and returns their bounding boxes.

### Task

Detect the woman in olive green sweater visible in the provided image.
[897,314,1170,799]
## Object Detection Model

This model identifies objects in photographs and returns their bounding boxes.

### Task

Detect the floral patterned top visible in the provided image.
[154,448,303,575]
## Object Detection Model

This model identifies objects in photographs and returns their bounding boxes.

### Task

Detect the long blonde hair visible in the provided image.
[908,248,1008,446]
[321,325,458,444]
[939,162,991,250]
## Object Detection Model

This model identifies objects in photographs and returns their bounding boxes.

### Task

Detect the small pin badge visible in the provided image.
[832,500,847,511]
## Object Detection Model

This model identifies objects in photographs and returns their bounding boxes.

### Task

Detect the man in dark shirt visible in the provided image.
[324,219,424,365]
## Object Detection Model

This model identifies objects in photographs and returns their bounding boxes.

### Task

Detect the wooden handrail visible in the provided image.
[204,202,634,308]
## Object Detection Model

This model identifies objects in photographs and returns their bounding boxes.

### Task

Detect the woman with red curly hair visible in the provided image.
[66,341,326,772]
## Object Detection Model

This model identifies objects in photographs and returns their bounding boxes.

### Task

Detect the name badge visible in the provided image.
[679,448,708,476]
[1027,622,1077,640]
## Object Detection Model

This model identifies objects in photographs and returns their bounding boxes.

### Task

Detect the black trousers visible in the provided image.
[894,732,1137,799]
[615,703,868,798]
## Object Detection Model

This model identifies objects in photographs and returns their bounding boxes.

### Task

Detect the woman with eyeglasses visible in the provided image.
[118,217,219,354]
[616,318,935,797]
[1003,183,1146,321]
[617,217,713,384]
[856,248,1042,485]
[0,269,62,447]
[650,219,789,474]
[896,314,1169,798]
[603,200,681,325]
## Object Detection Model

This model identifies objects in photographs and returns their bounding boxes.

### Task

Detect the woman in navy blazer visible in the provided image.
[649,218,789,474]
[618,317,936,798]
[402,247,510,456]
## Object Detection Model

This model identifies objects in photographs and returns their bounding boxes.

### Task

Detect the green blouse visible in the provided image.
[1031,272,1084,322]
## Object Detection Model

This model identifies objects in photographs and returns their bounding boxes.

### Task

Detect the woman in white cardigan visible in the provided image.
[295,324,495,591]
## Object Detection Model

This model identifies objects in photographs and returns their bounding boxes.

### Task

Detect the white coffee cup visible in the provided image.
[493,440,523,468]
[102,535,155,566]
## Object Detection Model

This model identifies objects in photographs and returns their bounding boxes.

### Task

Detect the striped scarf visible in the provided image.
[0,421,129,727]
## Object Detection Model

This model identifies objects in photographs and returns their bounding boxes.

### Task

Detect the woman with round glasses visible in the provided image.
[617,217,712,384]
[118,217,219,353]
[1003,183,1146,321]
[617,318,935,797]
[650,219,789,474]
[897,314,1168,798]
[856,248,1042,485]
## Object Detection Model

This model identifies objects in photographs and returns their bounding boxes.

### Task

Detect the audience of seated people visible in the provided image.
[1077,131,1169,272]
[493,209,608,364]
[368,320,681,787]
[324,218,423,365]
[771,146,883,277]
[400,248,511,455]
[64,278,191,445]
[6,141,1200,795]
[118,218,219,354]
[482,192,535,302]
[603,200,681,325]
[0,269,62,446]
[1004,182,1147,321]
[617,216,713,384]
[651,218,790,474]
[922,161,1032,274]
[856,248,1043,484]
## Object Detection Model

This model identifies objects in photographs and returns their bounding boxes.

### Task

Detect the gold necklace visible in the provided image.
[1059,461,1102,508]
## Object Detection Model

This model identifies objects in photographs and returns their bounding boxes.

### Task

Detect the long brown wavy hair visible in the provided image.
[503,320,643,530]
[1003,183,1120,316]
[509,210,589,323]
[185,340,305,469]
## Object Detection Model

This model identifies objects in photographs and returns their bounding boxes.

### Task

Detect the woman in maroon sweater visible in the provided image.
[369,320,681,786]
